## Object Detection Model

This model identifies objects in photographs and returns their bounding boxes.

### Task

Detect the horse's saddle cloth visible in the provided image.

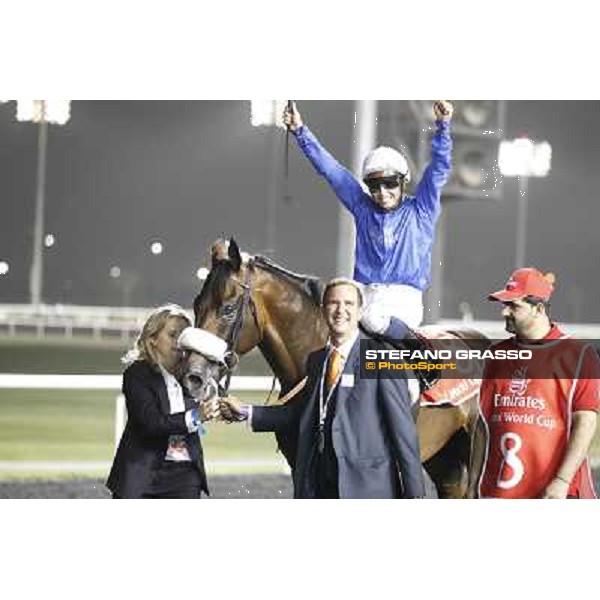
[415,327,481,407]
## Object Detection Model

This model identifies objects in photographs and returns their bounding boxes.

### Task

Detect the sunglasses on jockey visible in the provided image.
[363,174,404,193]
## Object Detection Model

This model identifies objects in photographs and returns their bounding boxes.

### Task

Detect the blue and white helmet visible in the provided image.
[362,146,411,182]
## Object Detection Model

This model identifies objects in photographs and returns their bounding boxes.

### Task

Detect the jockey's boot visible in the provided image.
[393,325,442,393]
[360,312,441,393]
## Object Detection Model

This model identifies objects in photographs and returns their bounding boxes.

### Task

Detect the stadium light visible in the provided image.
[150,241,164,255]
[250,100,287,128]
[15,100,71,305]
[499,136,552,268]
[16,100,71,125]
[249,100,289,257]
[196,267,209,280]
[499,138,552,178]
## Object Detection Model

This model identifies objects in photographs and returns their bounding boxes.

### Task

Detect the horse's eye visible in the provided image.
[217,303,236,320]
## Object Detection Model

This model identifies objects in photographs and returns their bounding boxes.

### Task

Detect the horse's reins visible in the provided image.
[283,99,293,203]
[221,263,257,395]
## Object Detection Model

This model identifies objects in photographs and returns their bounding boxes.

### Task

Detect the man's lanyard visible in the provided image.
[318,349,344,453]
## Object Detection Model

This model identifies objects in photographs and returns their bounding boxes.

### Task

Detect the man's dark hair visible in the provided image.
[524,295,551,317]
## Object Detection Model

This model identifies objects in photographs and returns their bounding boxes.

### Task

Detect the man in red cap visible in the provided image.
[468,268,600,499]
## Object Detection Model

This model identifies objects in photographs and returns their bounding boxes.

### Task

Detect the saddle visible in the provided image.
[415,327,482,407]
[368,326,481,407]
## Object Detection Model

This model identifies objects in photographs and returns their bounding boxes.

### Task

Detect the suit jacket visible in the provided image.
[106,360,209,498]
[252,334,424,499]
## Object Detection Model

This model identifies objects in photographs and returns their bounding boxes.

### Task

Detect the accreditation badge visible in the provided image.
[340,374,355,388]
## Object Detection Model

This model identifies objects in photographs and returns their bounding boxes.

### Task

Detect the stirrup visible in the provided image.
[375,328,441,394]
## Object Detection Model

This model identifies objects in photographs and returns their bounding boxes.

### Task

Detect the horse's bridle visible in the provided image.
[206,254,309,405]
[220,260,262,394]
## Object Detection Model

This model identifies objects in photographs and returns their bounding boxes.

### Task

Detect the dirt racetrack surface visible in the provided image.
[1,469,599,498]
[0,474,294,499]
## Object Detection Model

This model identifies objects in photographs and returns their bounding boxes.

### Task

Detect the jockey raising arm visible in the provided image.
[283,101,453,337]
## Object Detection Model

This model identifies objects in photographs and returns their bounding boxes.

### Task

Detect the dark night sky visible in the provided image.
[1,100,599,322]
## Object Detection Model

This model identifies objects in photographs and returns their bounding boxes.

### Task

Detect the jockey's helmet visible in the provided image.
[362,146,411,182]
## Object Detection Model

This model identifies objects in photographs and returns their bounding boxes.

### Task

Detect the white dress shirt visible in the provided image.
[159,364,193,462]
[248,330,359,426]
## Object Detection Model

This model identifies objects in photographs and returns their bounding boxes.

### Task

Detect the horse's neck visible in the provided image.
[258,277,327,392]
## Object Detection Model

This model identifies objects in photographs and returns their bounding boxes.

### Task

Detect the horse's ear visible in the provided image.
[211,238,229,267]
[228,238,242,272]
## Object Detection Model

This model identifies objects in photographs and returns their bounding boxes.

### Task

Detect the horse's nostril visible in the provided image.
[188,374,204,388]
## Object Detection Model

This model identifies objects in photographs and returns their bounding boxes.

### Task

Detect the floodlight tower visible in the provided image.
[16,100,71,305]
[499,137,552,268]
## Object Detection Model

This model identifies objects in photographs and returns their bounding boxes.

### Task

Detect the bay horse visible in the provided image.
[190,238,484,498]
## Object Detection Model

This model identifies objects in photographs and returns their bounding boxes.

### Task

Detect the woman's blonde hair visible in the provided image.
[121,303,193,366]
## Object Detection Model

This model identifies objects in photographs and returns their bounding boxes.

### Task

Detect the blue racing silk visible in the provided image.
[294,121,452,291]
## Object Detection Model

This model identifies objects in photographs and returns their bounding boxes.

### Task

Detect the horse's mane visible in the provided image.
[253,255,323,305]
[193,254,324,325]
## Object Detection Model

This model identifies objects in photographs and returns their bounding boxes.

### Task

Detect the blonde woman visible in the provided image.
[107,304,216,499]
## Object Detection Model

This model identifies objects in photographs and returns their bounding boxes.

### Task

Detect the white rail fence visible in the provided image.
[436,319,600,339]
[2,300,600,346]
[0,304,155,340]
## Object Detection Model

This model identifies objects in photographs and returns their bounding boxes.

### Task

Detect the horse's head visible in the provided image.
[178,326,237,400]
[183,352,223,400]
[193,237,263,356]
[191,237,328,391]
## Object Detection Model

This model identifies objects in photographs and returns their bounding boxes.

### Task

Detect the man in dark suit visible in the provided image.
[219,278,425,499]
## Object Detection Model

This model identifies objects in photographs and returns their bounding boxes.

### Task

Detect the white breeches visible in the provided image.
[362,283,424,329]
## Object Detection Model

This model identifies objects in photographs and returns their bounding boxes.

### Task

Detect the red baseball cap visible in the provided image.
[488,268,556,302]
